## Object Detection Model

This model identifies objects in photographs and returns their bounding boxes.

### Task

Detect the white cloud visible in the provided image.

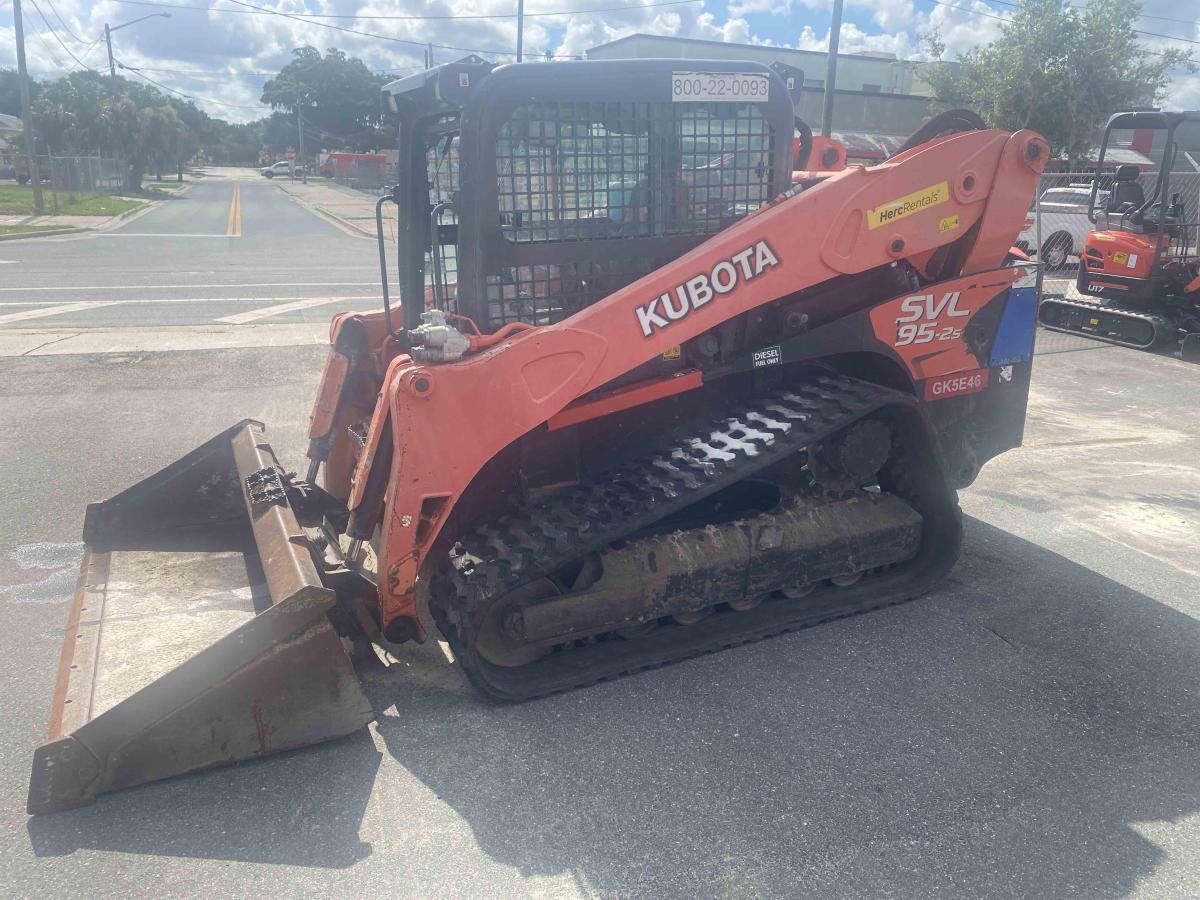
[727,0,794,18]
[793,22,912,58]
[922,0,1007,57]
[0,26,16,69]
[1166,73,1200,110]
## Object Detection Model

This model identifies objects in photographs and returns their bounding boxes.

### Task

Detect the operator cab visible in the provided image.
[379,57,805,336]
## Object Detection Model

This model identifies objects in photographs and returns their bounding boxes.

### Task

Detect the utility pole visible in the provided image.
[820,0,843,138]
[104,15,170,82]
[516,0,524,62]
[297,104,307,185]
[12,0,44,212]
[104,24,116,78]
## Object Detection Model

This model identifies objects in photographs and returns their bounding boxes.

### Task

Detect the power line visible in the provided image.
[30,28,70,70]
[984,0,1200,48]
[220,0,523,57]
[26,0,100,71]
[927,0,1009,24]
[104,0,702,21]
[132,67,276,78]
[116,59,272,110]
[1134,11,1200,28]
[126,64,414,77]
[1133,29,1200,47]
[43,0,92,45]
[926,0,1196,61]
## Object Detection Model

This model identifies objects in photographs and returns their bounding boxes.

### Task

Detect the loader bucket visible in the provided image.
[27,421,375,815]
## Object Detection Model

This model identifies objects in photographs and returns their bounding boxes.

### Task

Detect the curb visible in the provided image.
[5,193,160,239]
[270,179,378,239]
[95,196,161,232]
[310,203,376,239]
[0,227,87,242]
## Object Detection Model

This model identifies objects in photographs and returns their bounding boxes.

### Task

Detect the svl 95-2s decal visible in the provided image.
[895,291,969,347]
[868,277,1015,380]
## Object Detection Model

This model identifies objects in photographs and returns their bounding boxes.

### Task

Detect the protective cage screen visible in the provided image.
[488,99,777,328]
[424,121,461,311]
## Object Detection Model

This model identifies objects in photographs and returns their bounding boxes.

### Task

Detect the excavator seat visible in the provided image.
[1109,165,1145,211]
[1102,165,1175,235]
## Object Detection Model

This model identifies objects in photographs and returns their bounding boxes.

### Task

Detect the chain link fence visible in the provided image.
[9,155,129,213]
[1032,170,1200,275]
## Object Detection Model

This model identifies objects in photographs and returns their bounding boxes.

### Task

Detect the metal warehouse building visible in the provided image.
[585,34,938,163]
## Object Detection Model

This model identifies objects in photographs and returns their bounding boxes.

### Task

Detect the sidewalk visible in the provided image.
[0,179,195,239]
[272,178,384,239]
[0,203,150,240]
[0,212,127,229]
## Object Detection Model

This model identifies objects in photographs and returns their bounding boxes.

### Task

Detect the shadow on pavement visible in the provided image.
[26,731,381,868]
[26,516,1200,894]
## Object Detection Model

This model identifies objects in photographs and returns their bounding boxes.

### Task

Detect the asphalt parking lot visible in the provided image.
[1,327,1198,898]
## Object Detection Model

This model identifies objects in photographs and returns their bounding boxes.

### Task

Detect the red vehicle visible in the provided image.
[319,151,388,178]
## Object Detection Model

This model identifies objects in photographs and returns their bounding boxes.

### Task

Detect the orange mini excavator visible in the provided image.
[1039,110,1200,360]
[29,58,1047,813]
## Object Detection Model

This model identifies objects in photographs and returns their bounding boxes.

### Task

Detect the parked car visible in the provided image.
[1016,185,1110,269]
[260,160,307,178]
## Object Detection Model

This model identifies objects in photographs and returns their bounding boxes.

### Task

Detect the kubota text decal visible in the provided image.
[636,240,780,336]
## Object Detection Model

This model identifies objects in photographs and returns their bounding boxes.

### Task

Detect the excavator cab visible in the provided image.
[1039,110,1200,355]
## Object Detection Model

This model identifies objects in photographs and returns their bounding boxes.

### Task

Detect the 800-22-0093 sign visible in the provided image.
[671,72,770,102]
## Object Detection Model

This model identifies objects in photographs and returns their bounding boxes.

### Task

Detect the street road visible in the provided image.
[0,170,382,336]
[0,190,1198,898]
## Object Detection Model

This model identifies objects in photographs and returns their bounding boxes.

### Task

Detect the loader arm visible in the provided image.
[349,127,1047,641]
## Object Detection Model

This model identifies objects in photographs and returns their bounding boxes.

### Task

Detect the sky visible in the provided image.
[1,0,1198,123]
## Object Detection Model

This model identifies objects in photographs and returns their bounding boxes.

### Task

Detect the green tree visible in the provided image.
[96,91,183,191]
[922,0,1193,163]
[1,69,25,118]
[202,119,264,166]
[261,47,387,153]
[30,74,108,154]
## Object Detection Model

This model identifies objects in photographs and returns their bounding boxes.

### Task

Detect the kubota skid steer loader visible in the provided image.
[28,58,1047,814]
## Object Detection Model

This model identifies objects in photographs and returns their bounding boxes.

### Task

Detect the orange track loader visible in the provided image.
[28,58,1047,814]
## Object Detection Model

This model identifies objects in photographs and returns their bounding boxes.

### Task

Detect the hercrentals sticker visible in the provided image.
[867,181,949,230]
[636,239,779,337]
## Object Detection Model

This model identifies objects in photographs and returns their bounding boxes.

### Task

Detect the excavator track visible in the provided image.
[1038,294,1172,350]
[432,376,961,701]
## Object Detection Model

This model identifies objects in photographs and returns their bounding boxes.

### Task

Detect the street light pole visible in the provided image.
[820,0,844,138]
[516,0,524,62]
[104,14,172,79]
[297,104,307,185]
[104,24,116,78]
[12,0,44,212]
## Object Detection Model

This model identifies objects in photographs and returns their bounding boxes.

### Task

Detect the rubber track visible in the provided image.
[1038,294,1171,350]
[434,375,956,700]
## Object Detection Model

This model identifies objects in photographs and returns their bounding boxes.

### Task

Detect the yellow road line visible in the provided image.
[226,183,242,237]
